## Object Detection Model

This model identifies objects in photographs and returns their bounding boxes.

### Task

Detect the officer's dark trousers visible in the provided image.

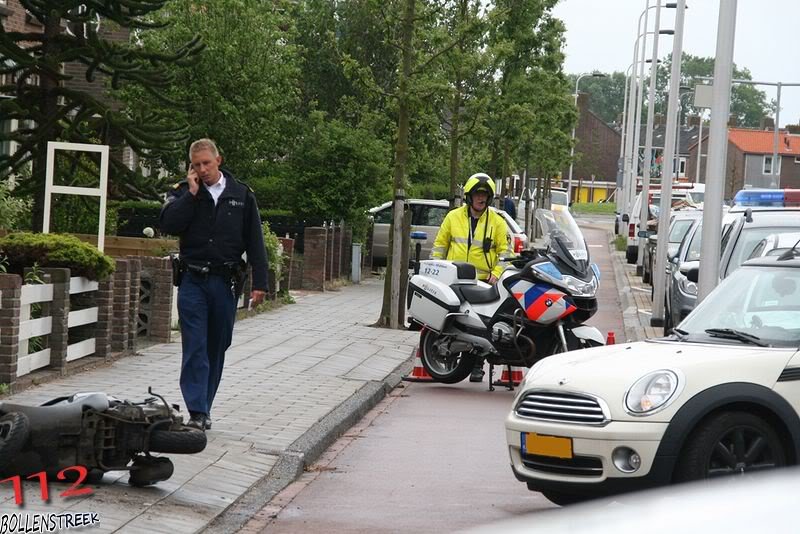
[178,272,237,416]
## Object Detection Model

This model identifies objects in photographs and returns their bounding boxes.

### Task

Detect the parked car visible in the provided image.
[506,254,800,506]
[642,209,702,286]
[624,184,703,264]
[369,200,526,266]
[516,188,570,229]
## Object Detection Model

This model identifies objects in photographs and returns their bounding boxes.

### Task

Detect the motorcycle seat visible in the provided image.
[451,262,477,280]
[452,283,500,304]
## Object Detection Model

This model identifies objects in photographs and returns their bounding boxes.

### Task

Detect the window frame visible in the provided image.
[763,154,782,175]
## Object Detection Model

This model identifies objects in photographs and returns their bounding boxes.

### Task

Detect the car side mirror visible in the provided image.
[686,266,699,283]
[622,214,630,223]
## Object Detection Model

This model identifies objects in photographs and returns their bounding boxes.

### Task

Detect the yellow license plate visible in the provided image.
[523,432,573,459]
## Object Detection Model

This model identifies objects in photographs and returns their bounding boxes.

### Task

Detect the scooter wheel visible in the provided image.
[129,457,174,487]
[149,427,207,454]
[0,412,29,474]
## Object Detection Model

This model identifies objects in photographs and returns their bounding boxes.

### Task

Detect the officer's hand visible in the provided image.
[487,274,499,285]
[187,168,200,196]
[250,290,266,307]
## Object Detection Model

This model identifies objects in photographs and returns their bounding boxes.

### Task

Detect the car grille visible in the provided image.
[515,391,608,425]
[521,452,603,477]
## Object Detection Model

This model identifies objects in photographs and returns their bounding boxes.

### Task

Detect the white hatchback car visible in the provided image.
[506,254,800,506]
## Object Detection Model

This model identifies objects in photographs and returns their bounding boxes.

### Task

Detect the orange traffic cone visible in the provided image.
[493,365,525,388]
[606,331,616,345]
[402,345,435,382]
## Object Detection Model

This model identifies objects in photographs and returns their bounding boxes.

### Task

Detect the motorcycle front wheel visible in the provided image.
[419,329,477,384]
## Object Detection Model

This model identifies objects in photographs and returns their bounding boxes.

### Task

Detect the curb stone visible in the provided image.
[606,229,646,342]
[201,350,415,533]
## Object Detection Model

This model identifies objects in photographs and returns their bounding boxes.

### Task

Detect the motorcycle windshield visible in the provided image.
[534,208,589,268]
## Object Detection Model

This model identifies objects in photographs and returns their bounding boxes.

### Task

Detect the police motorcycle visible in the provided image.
[0,388,206,487]
[407,209,604,387]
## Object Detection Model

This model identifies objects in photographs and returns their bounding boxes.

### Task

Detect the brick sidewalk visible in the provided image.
[0,279,417,533]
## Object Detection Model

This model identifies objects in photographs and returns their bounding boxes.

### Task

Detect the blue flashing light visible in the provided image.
[733,189,784,207]
[533,262,563,280]
[410,231,428,240]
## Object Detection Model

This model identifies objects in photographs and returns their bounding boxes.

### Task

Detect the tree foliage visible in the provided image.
[0,0,203,229]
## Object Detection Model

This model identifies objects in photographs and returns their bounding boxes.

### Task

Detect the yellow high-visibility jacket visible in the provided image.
[431,206,510,280]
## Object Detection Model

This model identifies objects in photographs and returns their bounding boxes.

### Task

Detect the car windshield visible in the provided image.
[669,219,695,244]
[688,191,705,204]
[552,191,568,206]
[726,227,800,276]
[678,266,800,347]
[535,208,587,260]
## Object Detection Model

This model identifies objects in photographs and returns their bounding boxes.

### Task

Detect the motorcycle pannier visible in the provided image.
[407,275,461,331]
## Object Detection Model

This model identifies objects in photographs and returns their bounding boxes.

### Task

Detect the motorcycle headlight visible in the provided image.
[679,276,697,296]
[561,274,598,298]
[625,370,680,415]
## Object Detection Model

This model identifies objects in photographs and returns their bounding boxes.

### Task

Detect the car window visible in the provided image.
[726,227,799,276]
[373,207,391,224]
[689,191,705,204]
[415,205,448,226]
[669,219,695,243]
[748,239,768,259]
[686,226,702,262]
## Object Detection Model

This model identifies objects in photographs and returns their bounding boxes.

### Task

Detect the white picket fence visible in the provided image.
[16,276,99,378]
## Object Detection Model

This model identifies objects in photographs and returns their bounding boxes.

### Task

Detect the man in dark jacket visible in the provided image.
[503,193,517,221]
[160,138,268,431]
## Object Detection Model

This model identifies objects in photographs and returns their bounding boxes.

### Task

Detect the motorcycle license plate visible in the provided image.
[522,432,573,459]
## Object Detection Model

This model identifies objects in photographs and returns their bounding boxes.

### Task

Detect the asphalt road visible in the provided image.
[242,222,623,533]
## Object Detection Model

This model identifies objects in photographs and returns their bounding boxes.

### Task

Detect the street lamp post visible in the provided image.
[697,1,738,303]
[568,72,605,203]
[651,0,687,326]
[621,1,679,237]
[637,0,673,275]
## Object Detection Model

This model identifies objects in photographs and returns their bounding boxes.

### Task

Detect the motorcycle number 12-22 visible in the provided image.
[423,267,440,277]
[2,465,93,505]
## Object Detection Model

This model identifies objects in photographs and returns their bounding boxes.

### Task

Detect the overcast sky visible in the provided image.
[553,0,800,127]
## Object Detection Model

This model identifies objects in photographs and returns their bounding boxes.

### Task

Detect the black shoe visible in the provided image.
[204,415,212,430]
[187,413,208,431]
[469,368,485,383]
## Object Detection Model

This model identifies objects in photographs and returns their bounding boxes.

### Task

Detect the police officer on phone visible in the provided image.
[431,172,510,382]
[160,138,268,431]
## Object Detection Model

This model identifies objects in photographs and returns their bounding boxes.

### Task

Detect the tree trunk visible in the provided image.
[378,0,416,329]
[31,16,63,232]
[449,84,462,210]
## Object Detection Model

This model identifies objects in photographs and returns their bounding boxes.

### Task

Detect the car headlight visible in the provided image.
[561,274,598,298]
[625,370,680,415]
[678,276,697,296]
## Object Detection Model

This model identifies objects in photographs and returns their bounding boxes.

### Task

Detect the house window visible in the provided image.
[763,155,782,175]
[795,156,800,164]
[678,158,687,177]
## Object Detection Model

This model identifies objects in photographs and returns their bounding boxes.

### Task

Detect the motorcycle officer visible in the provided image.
[431,172,511,382]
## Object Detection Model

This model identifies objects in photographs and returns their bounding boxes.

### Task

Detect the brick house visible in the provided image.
[561,92,622,202]
[686,128,800,201]
[637,122,701,182]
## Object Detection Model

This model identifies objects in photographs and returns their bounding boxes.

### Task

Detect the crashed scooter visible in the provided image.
[0,388,206,487]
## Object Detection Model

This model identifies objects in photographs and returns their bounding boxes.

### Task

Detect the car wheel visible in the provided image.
[626,246,637,264]
[539,490,594,506]
[675,411,787,482]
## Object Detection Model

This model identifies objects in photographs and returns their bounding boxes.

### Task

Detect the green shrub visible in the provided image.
[0,233,116,281]
[262,221,282,277]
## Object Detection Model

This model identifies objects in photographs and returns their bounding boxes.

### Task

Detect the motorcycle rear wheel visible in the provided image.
[419,329,477,384]
[149,427,207,454]
[0,412,29,473]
